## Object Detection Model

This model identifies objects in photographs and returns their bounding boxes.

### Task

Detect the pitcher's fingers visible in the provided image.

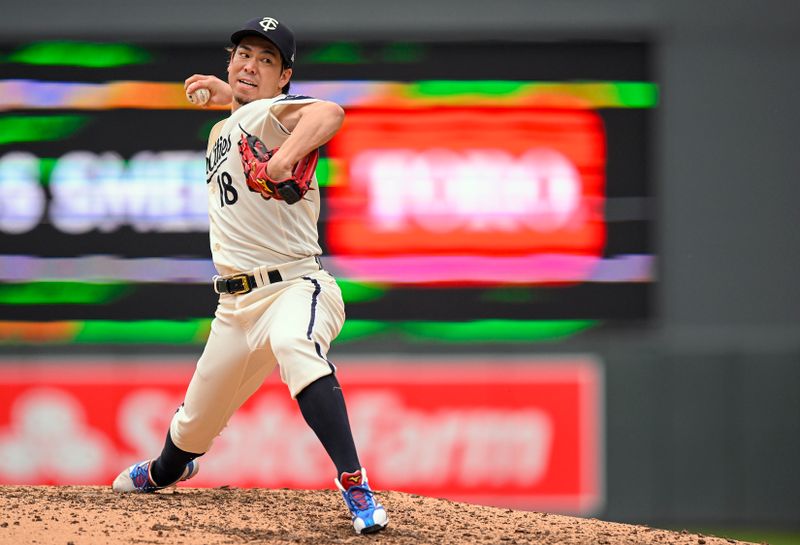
[184,74,211,92]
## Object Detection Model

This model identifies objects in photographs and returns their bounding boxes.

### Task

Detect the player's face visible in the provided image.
[228,36,292,108]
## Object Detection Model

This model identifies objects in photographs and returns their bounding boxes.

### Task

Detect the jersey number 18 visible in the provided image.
[216,172,238,206]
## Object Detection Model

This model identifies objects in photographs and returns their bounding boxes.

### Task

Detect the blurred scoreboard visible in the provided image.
[0,40,657,345]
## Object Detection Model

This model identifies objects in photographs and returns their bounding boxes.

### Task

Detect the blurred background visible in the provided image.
[0,0,798,543]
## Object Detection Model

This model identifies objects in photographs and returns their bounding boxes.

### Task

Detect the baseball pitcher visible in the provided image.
[111,16,388,535]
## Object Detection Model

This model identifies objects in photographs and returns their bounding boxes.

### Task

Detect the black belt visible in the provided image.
[214,269,283,295]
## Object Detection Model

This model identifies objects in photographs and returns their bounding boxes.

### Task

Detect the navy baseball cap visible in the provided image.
[230,17,296,67]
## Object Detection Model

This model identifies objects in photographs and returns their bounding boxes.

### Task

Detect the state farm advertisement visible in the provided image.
[0,357,603,514]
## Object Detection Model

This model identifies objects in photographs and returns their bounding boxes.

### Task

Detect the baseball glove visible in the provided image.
[237,128,318,205]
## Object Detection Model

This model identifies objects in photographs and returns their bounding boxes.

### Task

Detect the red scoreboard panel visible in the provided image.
[325,107,607,285]
[327,107,606,256]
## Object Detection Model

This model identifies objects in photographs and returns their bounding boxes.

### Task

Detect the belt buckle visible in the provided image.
[228,273,251,295]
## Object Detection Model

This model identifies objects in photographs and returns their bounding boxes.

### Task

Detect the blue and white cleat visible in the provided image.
[112,459,199,493]
[335,468,389,535]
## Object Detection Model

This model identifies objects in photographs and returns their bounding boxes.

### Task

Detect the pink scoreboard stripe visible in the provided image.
[326,254,654,284]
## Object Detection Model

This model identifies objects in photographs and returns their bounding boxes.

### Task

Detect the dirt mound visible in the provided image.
[0,486,755,545]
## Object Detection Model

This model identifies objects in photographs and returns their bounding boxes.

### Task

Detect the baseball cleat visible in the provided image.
[112,459,199,493]
[335,468,388,535]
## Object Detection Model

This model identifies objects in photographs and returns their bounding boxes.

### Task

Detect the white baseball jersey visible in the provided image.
[205,94,322,275]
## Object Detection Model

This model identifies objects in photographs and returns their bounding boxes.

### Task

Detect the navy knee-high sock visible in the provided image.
[150,431,202,486]
[296,373,361,477]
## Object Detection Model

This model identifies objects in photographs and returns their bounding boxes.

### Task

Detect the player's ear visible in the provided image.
[226,47,235,72]
[279,68,292,90]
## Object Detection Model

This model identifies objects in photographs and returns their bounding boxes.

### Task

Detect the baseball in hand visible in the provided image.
[187,88,211,106]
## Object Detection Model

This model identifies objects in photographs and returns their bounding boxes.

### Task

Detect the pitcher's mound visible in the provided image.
[0,486,756,545]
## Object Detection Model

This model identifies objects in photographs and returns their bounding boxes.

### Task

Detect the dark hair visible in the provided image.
[226,46,291,94]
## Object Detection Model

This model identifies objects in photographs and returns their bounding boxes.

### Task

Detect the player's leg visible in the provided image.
[296,372,360,476]
[213,346,277,431]
[113,302,276,492]
[264,272,345,396]
[149,348,277,486]
[264,271,388,534]
[266,274,359,475]
[149,344,277,485]
[297,373,387,534]
[153,308,282,486]
[168,317,276,455]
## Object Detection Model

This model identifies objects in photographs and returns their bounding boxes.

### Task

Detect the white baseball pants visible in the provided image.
[169,260,345,454]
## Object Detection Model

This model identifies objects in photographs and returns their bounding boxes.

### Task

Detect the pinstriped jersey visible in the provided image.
[205,94,322,275]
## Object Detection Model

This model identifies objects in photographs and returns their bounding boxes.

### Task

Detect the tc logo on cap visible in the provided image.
[259,17,279,31]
